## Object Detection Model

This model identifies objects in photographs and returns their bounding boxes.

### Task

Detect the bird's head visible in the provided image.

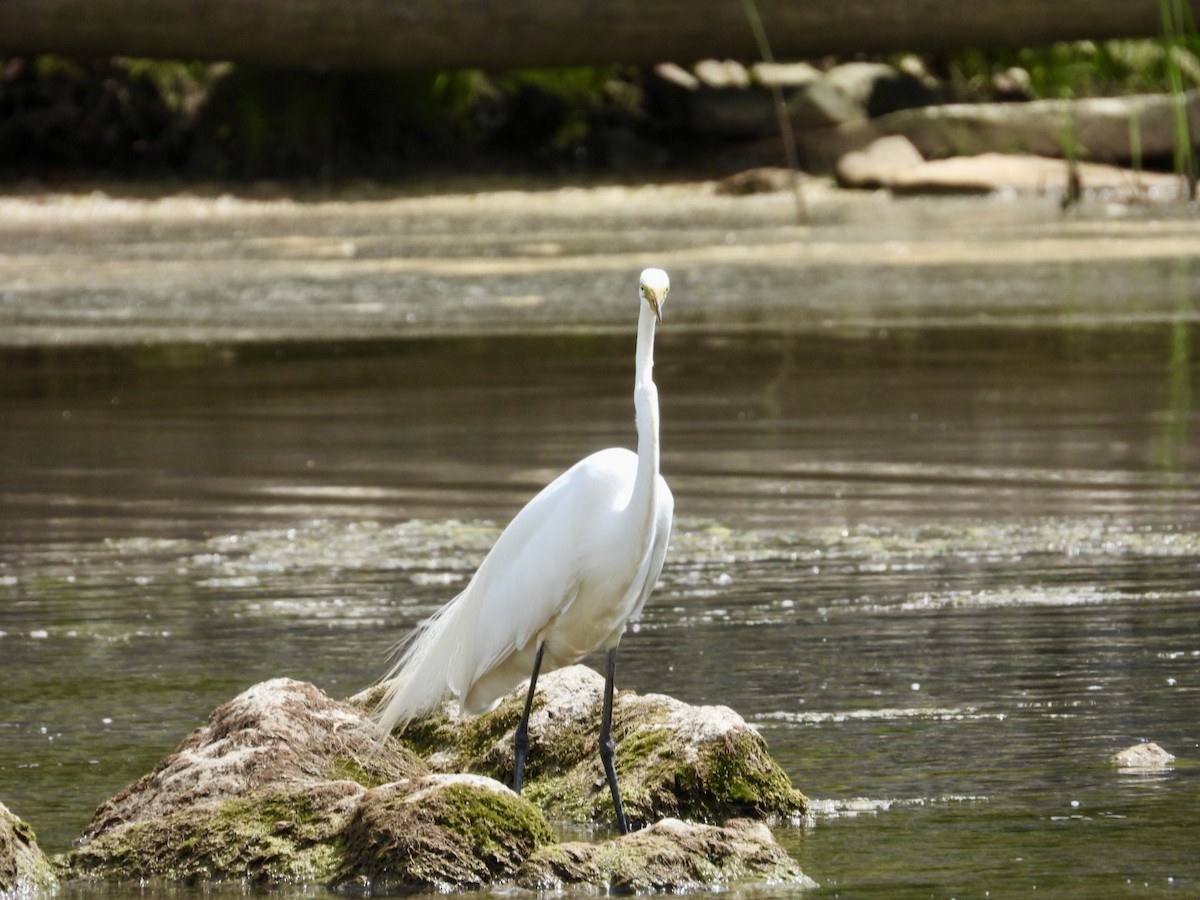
[639,268,670,324]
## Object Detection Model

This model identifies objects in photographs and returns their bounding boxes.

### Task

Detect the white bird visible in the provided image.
[375,267,674,834]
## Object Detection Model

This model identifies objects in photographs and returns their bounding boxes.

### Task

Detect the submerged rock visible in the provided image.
[1110,741,1176,771]
[0,802,56,896]
[368,664,809,828]
[62,673,810,892]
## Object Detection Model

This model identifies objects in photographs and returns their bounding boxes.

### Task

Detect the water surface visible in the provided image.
[2,322,1197,898]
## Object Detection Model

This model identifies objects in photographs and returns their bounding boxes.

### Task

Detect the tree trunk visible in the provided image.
[0,1,1196,70]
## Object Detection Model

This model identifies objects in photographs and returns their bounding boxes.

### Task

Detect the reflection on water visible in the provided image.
[1,326,1198,898]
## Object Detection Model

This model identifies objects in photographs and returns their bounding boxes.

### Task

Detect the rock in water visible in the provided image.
[62,673,812,892]
[77,677,425,844]
[366,664,810,827]
[333,774,552,893]
[63,782,365,885]
[518,817,816,892]
[0,802,57,896]
[62,677,428,885]
[1110,742,1175,771]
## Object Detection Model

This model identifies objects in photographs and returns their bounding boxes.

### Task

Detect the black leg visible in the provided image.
[513,641,545,794]
[599,646,630,835]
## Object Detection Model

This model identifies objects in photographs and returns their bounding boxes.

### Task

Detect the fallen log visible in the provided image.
[1,1,1195,71]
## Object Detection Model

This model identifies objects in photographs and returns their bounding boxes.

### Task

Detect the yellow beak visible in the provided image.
[646,290,664,324]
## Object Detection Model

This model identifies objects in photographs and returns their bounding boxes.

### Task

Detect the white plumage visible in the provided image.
[374,268,674,833]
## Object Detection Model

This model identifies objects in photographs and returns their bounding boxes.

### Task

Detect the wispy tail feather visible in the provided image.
[374,593,469,737]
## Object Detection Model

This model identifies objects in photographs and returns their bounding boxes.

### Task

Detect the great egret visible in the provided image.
[375,267,674,835]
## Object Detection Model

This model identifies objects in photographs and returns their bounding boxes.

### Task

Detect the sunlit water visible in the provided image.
[2,323,1198,898]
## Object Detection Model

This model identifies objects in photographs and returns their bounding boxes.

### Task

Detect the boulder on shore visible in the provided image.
[862,91,1200,165]
[835,135,925,189]
[801,90,1200,175]
[833,136,1184,200]
[58,672,811,893]
[885,153,1183,199]
[0,802,56,896]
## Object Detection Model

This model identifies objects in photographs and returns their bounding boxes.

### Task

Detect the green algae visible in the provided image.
[430,783,553,867]
[607,715,808,826]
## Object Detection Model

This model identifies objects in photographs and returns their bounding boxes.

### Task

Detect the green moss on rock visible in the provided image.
[397,697,528,781]
[60,782,361,885]
[1,802,57,895]
[327,756,391,788]
[61,675,812,894]
[422,665,809,828]
[334,775,552,893]
[669,726,807,822]
[518,817,812,892]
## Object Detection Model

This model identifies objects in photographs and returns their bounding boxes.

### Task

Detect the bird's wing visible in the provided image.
[451,453,624,695]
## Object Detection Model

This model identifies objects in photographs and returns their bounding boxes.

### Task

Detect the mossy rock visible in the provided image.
[60,782,361,885]
[81,677,424,844]
[517,817,814,892]
[365,665,809,828]
[0,801,57,895]
[62,676,812,893]
[334,774,553,893]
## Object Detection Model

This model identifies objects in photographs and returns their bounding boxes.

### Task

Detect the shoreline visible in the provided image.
[2,176,1198,349]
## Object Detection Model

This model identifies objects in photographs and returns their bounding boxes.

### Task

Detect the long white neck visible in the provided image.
[630,301,660,514]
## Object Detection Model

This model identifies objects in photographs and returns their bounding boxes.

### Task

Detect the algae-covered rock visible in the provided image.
[334,774,553,893]
[0,801,57,896]
[80,676,423,843]
[366,665,809,827]
[518,817,815,892]
[62,677,422,885]
[61,782,360,885]
[64,675,812,893]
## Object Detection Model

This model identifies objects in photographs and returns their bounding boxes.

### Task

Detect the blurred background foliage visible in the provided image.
[2,33,1199,181]
[936,40,1200,100]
